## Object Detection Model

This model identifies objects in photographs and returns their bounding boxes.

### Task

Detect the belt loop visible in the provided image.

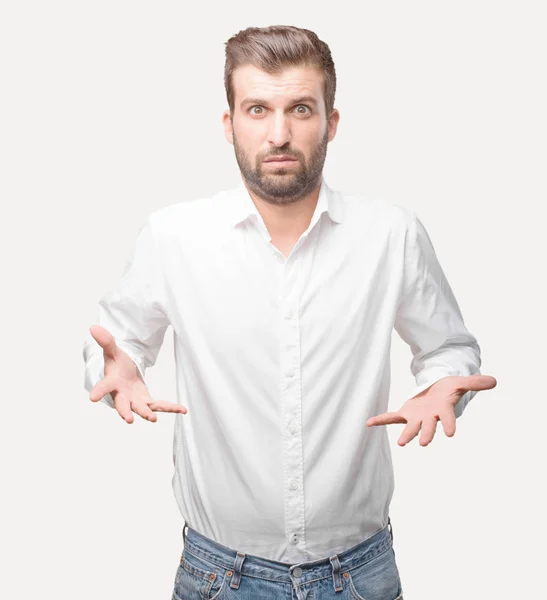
[329,554,344,593]
[388,517,393,542]
[179,523,189,564]
[229,551,246,589]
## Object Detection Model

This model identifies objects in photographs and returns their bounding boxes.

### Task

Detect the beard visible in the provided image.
[232,127,329,207]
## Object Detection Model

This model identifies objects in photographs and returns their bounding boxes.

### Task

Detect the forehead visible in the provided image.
[232,64,324,105]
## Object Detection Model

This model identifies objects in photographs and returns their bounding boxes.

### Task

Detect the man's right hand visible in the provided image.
[88,324,188,424]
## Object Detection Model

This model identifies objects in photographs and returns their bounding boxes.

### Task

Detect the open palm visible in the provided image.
[88,324,188,424]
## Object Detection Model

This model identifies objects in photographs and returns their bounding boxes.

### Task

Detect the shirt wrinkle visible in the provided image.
[83,177,481,562]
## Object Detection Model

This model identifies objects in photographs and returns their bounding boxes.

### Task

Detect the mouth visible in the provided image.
[263,157,298,167]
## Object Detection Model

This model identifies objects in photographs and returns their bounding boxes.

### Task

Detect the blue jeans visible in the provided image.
[172,518,403,600]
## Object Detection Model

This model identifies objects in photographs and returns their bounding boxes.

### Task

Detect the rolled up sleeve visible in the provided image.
[82,217,170,408]
[394,211,482,418]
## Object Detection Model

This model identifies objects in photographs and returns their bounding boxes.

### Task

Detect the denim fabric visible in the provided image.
[172,518,403,600]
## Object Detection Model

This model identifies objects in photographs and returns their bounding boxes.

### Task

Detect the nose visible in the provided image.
[267,112,291,147]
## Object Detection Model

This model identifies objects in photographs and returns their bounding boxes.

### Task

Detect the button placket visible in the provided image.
[280,252,306,558]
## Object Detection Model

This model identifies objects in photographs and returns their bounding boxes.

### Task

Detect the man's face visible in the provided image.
[222,64,339,206]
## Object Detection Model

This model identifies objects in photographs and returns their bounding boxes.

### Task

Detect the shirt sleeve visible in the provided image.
[394,211,482,418]
[82,217,170,408]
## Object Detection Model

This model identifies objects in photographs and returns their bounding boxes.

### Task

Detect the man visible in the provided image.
[83,25,496,600]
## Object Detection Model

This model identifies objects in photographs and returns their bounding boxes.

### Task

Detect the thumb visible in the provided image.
[455,374,497,392]
[89,324,118,360]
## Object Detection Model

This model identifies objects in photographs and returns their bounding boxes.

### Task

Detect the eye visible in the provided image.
[293,105,311,115]
[248,105,312,116]
[249,106,265,115]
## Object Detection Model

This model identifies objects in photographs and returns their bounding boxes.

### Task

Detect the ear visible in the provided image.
[327,108,340,143]
[222,109,234,145]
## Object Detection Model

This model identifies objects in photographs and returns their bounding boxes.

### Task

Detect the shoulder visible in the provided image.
[145,189,230,239]
[335,187,417,233]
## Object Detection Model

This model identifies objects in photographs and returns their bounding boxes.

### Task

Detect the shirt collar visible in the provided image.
[225,173,344,230]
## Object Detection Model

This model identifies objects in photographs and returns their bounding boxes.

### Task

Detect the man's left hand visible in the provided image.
[366,375,497,446]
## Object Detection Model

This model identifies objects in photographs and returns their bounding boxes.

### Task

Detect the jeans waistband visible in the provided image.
[181,518,393,588]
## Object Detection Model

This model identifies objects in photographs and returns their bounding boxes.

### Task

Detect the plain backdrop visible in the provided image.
[1,1,545,599]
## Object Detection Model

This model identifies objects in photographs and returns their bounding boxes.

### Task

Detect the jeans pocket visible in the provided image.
[346,546,402,600]
[172,549,229,600]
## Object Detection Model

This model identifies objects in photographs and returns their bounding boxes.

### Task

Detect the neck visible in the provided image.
[242,179,322,239]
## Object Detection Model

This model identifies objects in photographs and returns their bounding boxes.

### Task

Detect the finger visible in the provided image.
[89,376,120,402]
[114,393,134,423]
[366,412,406,427]
[398,420,422,446]
[438,407,456,438]
[419,417,439,447]
[148,400,188,414]
[89,325,118,360]
[453,374,497,393]
[130,397,158,422]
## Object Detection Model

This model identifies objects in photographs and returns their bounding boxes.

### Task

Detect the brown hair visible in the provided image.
[224,25,336,119]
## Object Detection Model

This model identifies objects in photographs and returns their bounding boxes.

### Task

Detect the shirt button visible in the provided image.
[284,311,293,319]
[289,425,298,434]
[289,480,299,490]
[293,566,302,576]
[285,370,295,378]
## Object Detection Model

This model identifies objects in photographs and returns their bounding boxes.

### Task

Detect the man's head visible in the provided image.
[222,25,340,206]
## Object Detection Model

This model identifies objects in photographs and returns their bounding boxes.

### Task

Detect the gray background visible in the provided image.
[1,1,545,598]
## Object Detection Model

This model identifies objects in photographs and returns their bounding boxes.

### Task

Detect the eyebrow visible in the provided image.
[240,95,319,109]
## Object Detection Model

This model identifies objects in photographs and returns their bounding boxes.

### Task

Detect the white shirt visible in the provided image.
[82,175,481,562]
